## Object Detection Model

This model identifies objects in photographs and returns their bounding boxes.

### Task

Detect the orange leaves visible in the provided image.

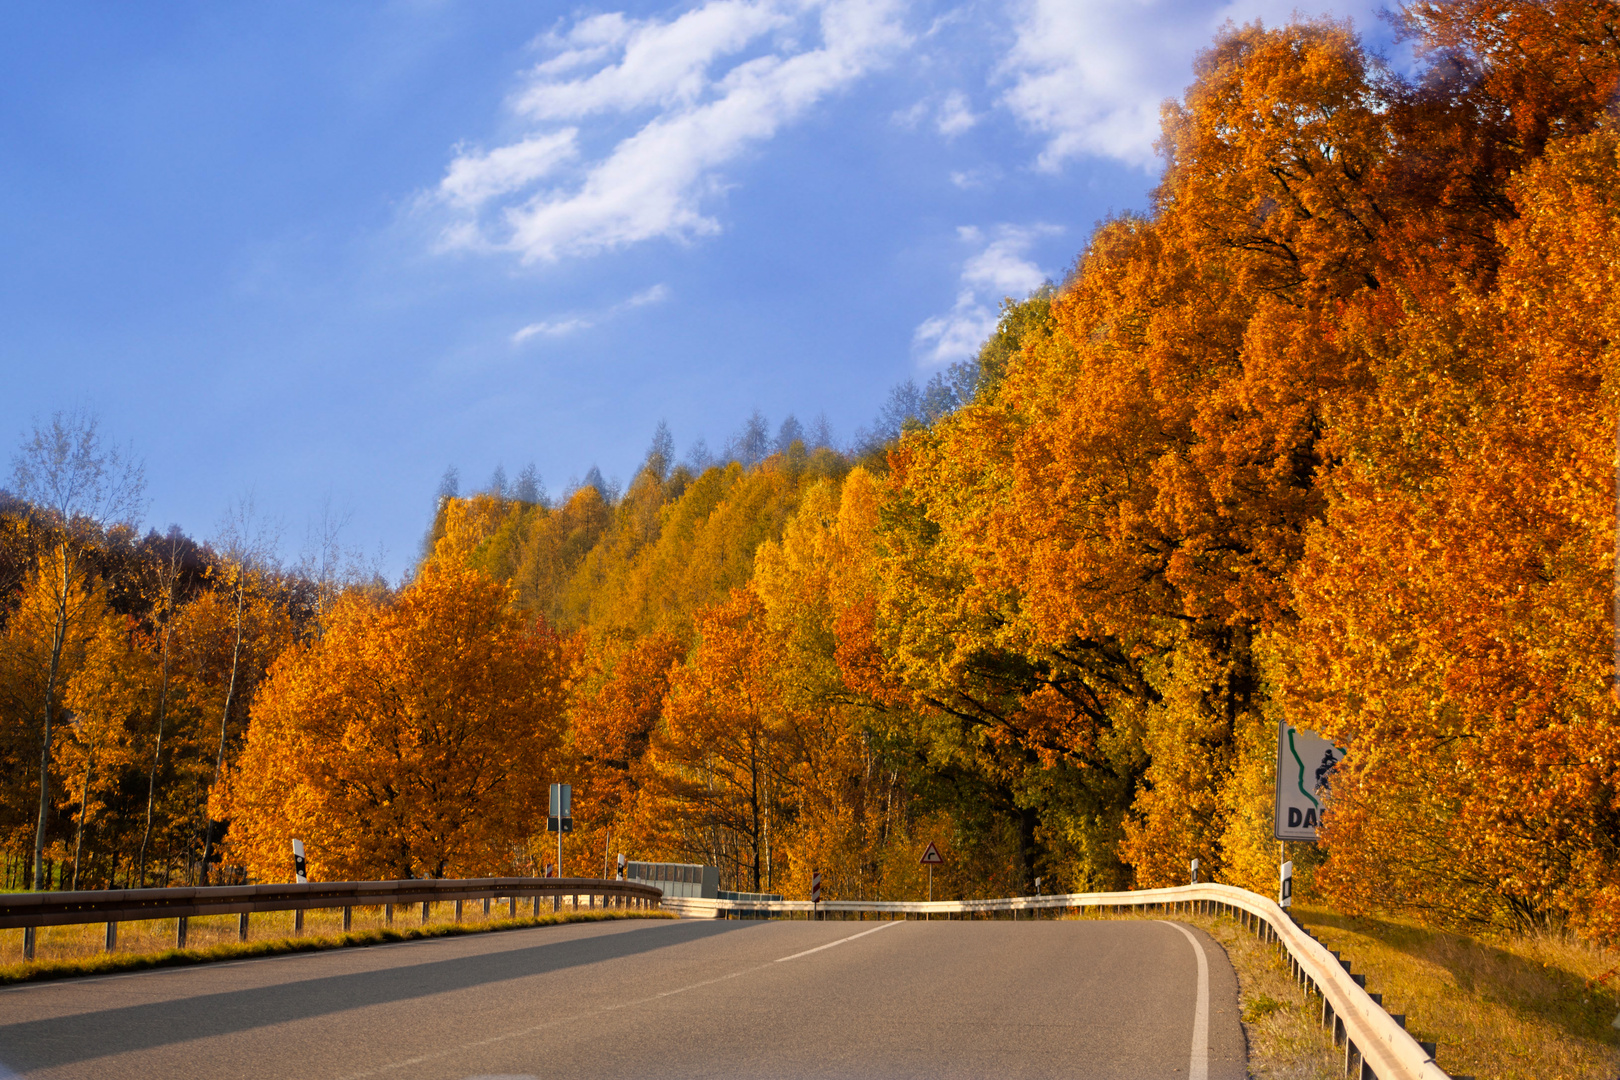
[1281,127,1620,935]
[229,562,567,882]
[1163,19,1393,303]
[569,628,685,857]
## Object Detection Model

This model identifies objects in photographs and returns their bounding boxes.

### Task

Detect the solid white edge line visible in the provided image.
[774,919,903,962]
[1162,921,1210,1080]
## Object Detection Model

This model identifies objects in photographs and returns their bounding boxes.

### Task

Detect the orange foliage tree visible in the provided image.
[227,562,568,882]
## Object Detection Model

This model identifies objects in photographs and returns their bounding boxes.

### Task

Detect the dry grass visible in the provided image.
[0,901,673,986]
[1295,905,1620,1080]
[1074,901,1620,1080]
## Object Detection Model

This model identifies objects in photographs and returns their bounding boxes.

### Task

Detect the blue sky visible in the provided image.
[0,0,1388,580]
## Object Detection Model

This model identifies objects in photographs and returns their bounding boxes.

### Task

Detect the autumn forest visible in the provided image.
[4,1,1619,946]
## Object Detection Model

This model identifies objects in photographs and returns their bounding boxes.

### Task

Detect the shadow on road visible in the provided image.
[0,918,764,1070]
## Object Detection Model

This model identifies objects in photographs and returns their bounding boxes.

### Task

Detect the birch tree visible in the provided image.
[9,410,143,889]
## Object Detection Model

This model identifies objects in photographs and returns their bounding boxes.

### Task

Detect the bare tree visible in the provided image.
[199,494,280,882]
[10,410,145,891]
[297,495,354,637]
[136,528,189,887]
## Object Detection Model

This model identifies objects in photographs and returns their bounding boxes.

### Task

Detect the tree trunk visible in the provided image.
[33,543,72,891]
[137,614,175,887]
[749,731,761,893]
[200,577,246,883]
[70,745,95,890]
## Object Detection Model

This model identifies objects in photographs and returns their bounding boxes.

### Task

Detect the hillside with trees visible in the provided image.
[4,0,1618,947]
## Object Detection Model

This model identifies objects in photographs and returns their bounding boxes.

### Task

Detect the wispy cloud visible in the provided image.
[435,0,907,264]
[513,317,593,343]
[511,283,672,345]
[935,90,976,136]
[624,283,670,307]
[891,90,977,137]
[913,224,1058,367]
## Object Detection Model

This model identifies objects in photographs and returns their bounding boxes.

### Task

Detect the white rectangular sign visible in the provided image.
[1274,720,1346,842]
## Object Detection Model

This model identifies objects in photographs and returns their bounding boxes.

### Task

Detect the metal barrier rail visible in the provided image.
[663,884,1452,1080]
[2,876,663,959]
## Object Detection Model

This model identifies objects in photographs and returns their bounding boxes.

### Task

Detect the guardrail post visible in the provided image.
[22,926,35,961]
[553,894,560,913]
[238,913,250,942]
[294,909,304,935]
[422,901,431,924]
[455,899,463,922]
[343,906,352,932]
[176,917,188,948]
[483,897,491,916]
[508,895,517,918]
[385,903,393,926]
[105,921,117,952]
[532,894,540,917]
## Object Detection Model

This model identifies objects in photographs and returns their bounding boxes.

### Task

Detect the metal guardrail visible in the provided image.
[663,884,1454,1080]
[2,876,663,959]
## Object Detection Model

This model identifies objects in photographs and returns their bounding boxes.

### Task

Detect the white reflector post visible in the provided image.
[1280,860,1293,909]
[292,839,307,884]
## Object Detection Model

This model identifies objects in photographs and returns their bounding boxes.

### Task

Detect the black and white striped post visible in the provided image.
[292,839,309,933]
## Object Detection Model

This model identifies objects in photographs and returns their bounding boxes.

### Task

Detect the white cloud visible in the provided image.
[623,283,671,307]
[998,0,1201,169]
[935,90,976,136]
[511,283,671,346]
[513,317,592,343]
[440,130,579,210]
[516,3,789,120]
[891,99,930,128]
[892,91,976,136]
[436,0,907,264]
[996,0,1383,170]
[913,224,1058,367]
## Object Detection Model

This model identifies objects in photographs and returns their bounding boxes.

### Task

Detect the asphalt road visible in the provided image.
[0,916,1244,1079]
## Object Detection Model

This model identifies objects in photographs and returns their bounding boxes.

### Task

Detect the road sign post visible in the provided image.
[919,842,943,915]
[548,783,572,885]
[1274,720,1346,842]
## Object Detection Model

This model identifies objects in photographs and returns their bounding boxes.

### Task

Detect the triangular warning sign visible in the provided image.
[919,841,943,866]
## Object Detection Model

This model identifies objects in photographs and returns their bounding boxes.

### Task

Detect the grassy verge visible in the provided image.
[1293,906,1620,1080]
[0,909,674,987]
[1076,903,1620,1080]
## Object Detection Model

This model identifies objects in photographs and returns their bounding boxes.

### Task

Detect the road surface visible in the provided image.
[0,916,1244,1079]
